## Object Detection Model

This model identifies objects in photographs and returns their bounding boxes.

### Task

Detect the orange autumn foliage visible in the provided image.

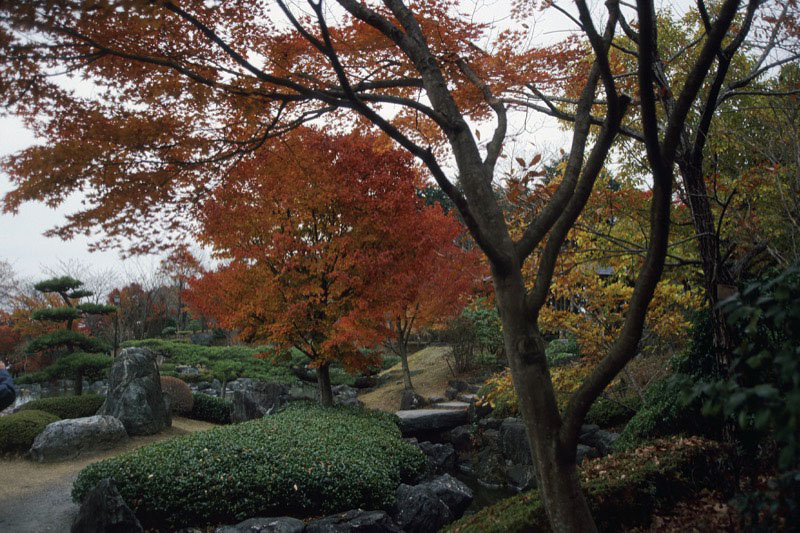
[186,128,475,373]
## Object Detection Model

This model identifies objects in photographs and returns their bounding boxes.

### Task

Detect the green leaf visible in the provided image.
[752,384,778,399]
[753,409,771,430]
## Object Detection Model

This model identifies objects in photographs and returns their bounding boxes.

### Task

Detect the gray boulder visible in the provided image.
[71,478,143,533]
[393,484,452,533]
[444,425,473,451]
[499,418,532,465]
[231,380,289,423]
[400,389,427,410]
[576,444,600,465]
[505,463,537,491]
[580,429,619,456]
[416,441,456,474]
[306,510,402,532]
[395,409,468,437]
[216,517,305,533]
[420,474,473,519]
[29,415,128,462]
[98,348,170,435]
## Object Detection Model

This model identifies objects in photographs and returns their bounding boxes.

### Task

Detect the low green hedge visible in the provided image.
[73,403,427,528]
[18,395,104,419]
[187,393,231,424]
[0,409,60,454]
[445,436,728,532]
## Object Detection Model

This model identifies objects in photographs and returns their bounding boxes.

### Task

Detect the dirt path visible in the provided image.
[0,417,217,533]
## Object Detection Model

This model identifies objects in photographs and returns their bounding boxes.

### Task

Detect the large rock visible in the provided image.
[71,478,143,533]
[499,418,532,465]
[393,484,452,533]
[231,380,289,423]
[98,348,170,435]
[216,517,305,533]
[29,415,128,462]
[400,389,427,410]
[395,408,468,437]
[420,474,473,520]
[416,441,456,474]
[306,509,402,532]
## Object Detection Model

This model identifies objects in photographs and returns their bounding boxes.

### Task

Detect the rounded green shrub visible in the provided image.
[188,393,231,424]
[19,395,104,419]
[585,395,641,428]
[73,404,427,528]
[160,376,194,415]
[0,409,60,454]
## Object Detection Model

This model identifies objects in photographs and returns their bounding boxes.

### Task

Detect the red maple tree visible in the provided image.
[186,128,475,405]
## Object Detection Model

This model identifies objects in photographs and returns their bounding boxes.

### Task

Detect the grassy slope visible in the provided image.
[360,346,454,412]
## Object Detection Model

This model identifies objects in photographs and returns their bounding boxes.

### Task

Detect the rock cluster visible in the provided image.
[214,474,472,533]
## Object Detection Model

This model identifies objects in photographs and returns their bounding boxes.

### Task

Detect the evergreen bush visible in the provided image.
[160,376,194,414]
[187,393,231,424]
[72,403,426,528]
[0,409,60,454]
[18,395,104,419]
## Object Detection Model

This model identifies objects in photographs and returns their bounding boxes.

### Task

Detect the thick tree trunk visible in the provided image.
[495,273,598,533]
[317,362,333,407]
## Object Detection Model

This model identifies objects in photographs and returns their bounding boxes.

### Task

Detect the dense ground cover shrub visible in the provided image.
[0,409,60,454]
[446,436,728,532]
[73,403,427,528]
[18,395,104,419]
[160,376,193,415]
[187,393,231,424]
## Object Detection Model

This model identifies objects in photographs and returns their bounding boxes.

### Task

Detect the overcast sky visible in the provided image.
[0,116,139,281]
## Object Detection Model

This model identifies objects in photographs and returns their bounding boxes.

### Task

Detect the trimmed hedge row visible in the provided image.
[446,436,728,532]
[72,403,427,528]
[0,409,60,454]
[18,395,105,419]
[187,393,231,424]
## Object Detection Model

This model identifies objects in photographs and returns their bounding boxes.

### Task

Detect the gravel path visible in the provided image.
[0,417,217,532]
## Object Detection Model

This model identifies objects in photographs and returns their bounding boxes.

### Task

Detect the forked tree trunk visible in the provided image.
[495,272,597,532]
[317,362,333,407]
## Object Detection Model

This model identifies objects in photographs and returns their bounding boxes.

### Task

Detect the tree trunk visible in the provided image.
[495,273,597,532]
[74,371,83,396]
[317,362,333,407]
[399,342,413,390]
[678,163,738,375]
